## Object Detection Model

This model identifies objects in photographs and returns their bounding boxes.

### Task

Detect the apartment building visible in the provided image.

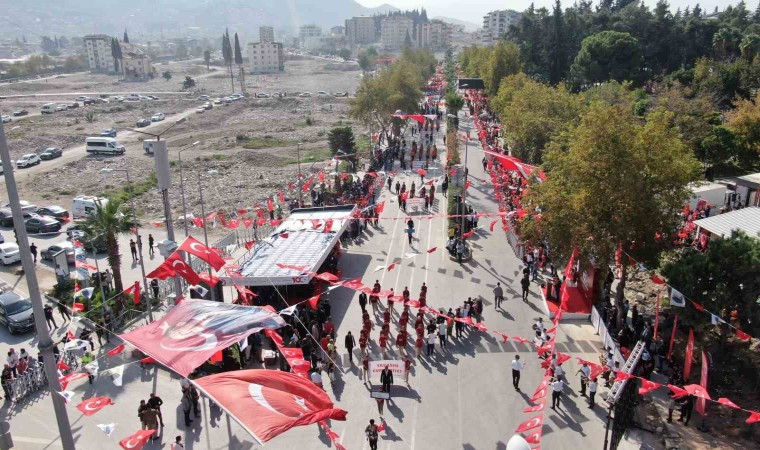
[260,26,275,43]
[416,20,451,50]
[247,41,284,74]
[482,10,521,38]
[299,25,322,40]
[83,34,113,72]
[122,52,153,80]
[381,16,413,51]
[345,16,377,47]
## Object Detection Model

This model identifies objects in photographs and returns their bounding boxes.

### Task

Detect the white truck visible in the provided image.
[72,196,108,220]
[85,137,125,155]
[41,103,56,114]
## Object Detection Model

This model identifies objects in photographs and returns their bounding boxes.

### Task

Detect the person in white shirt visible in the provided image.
[6,349,18,378]
[588,378,598,408]
[577,363,591,396]
[551,378,564,410]
[511,355,524,390]
[534,318,545,332]
[554,363,567,384]
[310,369,323,390]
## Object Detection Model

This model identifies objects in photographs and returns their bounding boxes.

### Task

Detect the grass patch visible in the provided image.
[286,147,332,165]
[242,137,297,149]
[211,154,228,160]
[103,173,158,205]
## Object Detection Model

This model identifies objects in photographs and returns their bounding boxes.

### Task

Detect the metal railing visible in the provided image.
[4,363,48,403]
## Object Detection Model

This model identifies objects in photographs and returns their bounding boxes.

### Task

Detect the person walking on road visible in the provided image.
[148,393,165,427]
[521,276,530,301]
[438,320,447,350]
[426,332,436,356]
[129,239,138,262]
[43,304,57,330]
[493,282,504,309]
[577,362,591,396]
[29,243,37,263]
[359,291,368,314]
[380,366,393,393]
[365,419,379,450]
[344,331,356,364]
[148,234,155,257]
[512,355,524,390]
[588,378,598,408]
[551,378,564,410]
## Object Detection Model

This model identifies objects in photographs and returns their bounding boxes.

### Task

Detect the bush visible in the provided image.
[305,116,314,126]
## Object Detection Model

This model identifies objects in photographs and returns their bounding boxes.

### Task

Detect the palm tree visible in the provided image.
[82,200,132,294]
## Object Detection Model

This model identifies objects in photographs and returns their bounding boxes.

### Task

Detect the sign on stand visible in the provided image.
[368,359,406,383]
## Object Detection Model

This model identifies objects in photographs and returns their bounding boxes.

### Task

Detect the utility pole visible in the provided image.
[0,125,76,449]
[297,142,303,207]
[197,173,216,301]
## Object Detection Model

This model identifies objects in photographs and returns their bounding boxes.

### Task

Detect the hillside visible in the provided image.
[0,0,399,39]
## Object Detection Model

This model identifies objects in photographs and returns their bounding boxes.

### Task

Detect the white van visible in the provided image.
[72,196,108,220]
[85,137,125,155]
[41,103,56,114]
[0,243,21,265]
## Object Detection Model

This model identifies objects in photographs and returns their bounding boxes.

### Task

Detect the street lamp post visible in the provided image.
[197,172,216,301]
[100,168,152,321]
[178,141,201,237]
[0,125,76,449]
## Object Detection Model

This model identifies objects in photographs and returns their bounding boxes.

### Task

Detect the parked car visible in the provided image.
[127,94,140,101]
[0,292,34,334]
[203,103,213,110]
[0,233,4,244]
[25,216,61,233]
[68,102,79,109]
[299,92,312,98]
[136,118,151,127]
[100,128,117,137]
[195,107,205,114]
[66,225,107,253]
[151,113,165,122]
[272,92,284,98]
[197,95,210,101]
[12,109,28,117]
[0,115,10,123]
[317,91,330,97]
[111,96,125,102]
[83,98,97,105]
[0,244,21,266]
[213,98,223,104]
[41,242,75,264]
[2,201,37,214]
[36,205,69,220]
[0,208,38,227]
[333,92,348,97]
[55,104,68,112]
[256,93,270,98]
[75,96,88,101]
[222,97,232,105]
[146,95,159,100]
[16,154,41,168]
[39,147,63,160]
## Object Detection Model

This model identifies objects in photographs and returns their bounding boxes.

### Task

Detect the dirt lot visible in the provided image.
[0,57,364,226]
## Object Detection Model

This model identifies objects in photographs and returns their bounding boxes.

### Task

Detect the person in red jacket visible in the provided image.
[379,332,388,359]
[415,335,424,359]
[383,309,391,324]
[359,335,368,357]
[396,331,408,357]
[404,356,412,383]
[361,354,369,382]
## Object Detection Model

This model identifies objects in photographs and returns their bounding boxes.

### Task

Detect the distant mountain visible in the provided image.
[433,16,480,32]
[0,0,400,39]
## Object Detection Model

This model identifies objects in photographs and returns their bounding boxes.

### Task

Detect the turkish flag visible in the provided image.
[375,201,385,214]
[651,274,666,285]
[178,236,226,271]
[192,217,205,228]
[140,357,157,364]
[685,383,711,401]
[690,300,705,312]
[166,253,202,286]
[76,396,114,416]
[523,403,544,413]
[683,328,695,381]
[716,397,740,409]
[59,372,89,390]
[72,302,85,313]
[119,299,286,377]
[194,369,348,443]
[107,344,126,357]
[523,428,543,445]
[227,219,240,229]
[387,263,396,272]
[244,241,255,250]
[736,329,751,340]
[513,336,531,345]
[119,429,155,450]
[323,219,334,233]
[124,281,141,305]
[57,361,70,371]
[278,191,285,203]
[492,331,509,343]
[234,284,257,305]
[490,220,497,232]
[146,261,175,280]
[746,411,760,424]
[667,384,689,399]
[515,415,543,433]
[198,273,221,287]
[315,272,338,282]
[307,294,321,310]
[638,379,661,395]
[461,230,474,239]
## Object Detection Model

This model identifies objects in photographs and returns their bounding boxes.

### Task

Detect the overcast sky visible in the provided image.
[356,0,749,26]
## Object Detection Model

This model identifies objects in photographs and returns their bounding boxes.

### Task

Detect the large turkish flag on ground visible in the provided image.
[120,300,285,377]
[194,370,348,443]
[178,236,226,271]
[119,429,155,449]
[75,396,114,416]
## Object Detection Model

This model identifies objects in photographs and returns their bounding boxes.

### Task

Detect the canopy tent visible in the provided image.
[693,207,760,240]
[223,205,356,286]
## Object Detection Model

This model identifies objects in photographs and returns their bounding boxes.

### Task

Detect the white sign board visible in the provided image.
[411,161,427,170]
[368,359,406,382]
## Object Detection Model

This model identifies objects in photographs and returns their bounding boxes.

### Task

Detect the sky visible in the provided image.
[355,0,747,26]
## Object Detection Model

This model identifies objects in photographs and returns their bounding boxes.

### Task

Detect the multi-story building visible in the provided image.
[345,16,377,47]
[381,16,413,51]
[415,20,450,50]
[83,34,113,72]
[122,52,153,80]
[247,41,284,74]
[299,25,322,40]
[260,26,275,44]
[482,10,521,39]
[330,26,345,36]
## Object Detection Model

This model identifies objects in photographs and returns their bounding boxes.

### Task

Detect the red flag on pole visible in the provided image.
[307,293,321,310]
[193,369,348,443]
[72,302,85,313]
[683,328,695,381]
[638,379,662,395]
[178,236,226,271]
[736,329,751,340]
[76,396,115,416]
[165,253,203,285]
[123,281,141,305]
[119,429,155,450]
[695,350,709,416]
[210,350,224,363]
[375,201,385,214]
[667,314,678,359]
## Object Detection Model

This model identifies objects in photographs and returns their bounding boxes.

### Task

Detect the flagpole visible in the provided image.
[198,173,217,301]
[0,125,77,448]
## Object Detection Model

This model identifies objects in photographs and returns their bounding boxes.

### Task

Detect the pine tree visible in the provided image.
[234,33,245,93]
[404,30,413,49]
[123,29,130,43]
[222,29,235,93]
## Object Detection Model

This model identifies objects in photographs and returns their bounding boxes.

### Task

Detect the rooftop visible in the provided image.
[694,207,760,240]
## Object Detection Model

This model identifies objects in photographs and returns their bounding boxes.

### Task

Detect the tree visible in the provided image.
[726,91,760,163]
[404,30,413,49]
[358,52,374,73]
[203,49,211,70]
[222,29,235,93]
[175,43,189,60]
[740,33,760,60]
[82,200,132,294]
[522,103,701,329]
[570,31,643,89]
[661,231,760,337]
[110,38,122,74]
[327,126,356,155]
[40,36,56,53]
[123,29,130,44]
[444,90,464,116]
[162,71,172,81]
[483,41,522,97]
[182,76,196,90]
[337,48,351,60]
[234,33,246,93]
